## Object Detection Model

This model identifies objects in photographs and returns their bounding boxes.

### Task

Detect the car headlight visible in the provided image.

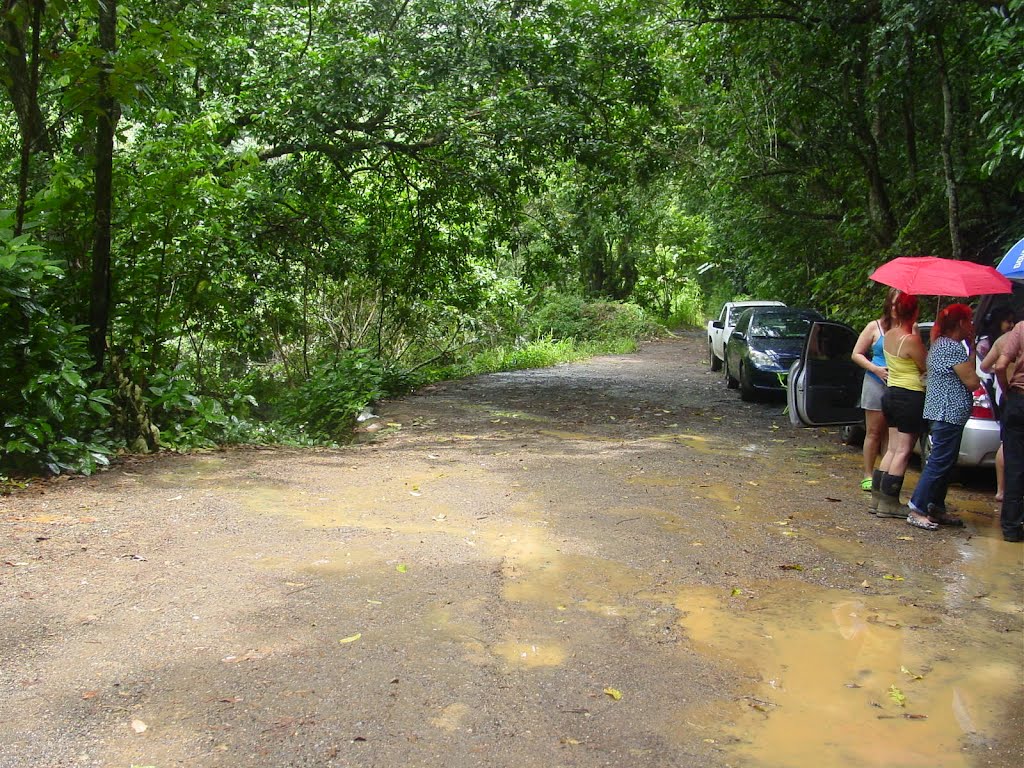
[748,349,780,369]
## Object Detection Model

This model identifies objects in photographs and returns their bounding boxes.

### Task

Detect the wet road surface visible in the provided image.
[1,333,1021,767]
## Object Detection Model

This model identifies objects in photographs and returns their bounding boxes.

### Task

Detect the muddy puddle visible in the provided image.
[676,577,1021,767]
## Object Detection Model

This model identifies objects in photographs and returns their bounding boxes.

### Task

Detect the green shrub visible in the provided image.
[280,349,384,440]
[0,221,118,475]
[528,292,662,342]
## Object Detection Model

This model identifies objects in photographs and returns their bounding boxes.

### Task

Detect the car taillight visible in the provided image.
[971,386,995,420]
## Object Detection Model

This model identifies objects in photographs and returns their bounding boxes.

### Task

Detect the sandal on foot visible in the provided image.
[860,478,873,492]
[907,514,939,531]
[927,511,964,527]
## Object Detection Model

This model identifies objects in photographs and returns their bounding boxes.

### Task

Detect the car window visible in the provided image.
[734,311,752,334]
[726,307,739,325]
[805,323,854,361]
[750,313,815,339]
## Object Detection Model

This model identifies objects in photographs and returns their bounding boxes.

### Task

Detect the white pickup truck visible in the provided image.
[707,300,786,371]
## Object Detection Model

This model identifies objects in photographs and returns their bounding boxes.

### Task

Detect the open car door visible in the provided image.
[787,321,863,427]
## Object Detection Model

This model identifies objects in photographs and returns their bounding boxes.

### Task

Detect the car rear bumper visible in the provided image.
[959,417,1001,467]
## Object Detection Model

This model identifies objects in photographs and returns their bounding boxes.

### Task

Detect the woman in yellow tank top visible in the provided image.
[875,293,927,517]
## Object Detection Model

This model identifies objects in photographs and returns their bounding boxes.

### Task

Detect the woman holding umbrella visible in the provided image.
[906,304,980,530]
[876,293,927,518]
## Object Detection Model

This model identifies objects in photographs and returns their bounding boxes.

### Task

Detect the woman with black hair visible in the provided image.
[977,306,1015,501]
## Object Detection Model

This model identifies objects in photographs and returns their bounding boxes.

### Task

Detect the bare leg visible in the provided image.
[996,443,1005,501]
[887,430,919,478]
[862,409,886,480]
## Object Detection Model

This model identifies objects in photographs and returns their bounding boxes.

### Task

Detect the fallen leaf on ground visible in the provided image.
[888,685,907,707]
[603,687,622,700]
[396,564,408,573]
[131,719,148,733]
[883,574,905,581]
[339,633,362,644]
[897,536,913,541]
[901,665,924,680]
[82,690,98,700]
[730,588,743,597]
[778,564,804,571]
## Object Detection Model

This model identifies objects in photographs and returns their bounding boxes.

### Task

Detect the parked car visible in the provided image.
[724,307,825,401]
[787,319,1002,468]
[707,300,786,372]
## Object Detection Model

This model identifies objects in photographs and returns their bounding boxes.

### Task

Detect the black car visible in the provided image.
[724,307,826,401]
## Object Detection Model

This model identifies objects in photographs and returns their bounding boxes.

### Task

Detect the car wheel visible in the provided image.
[725,358,738,389]
[709,341,722,372]
[841,423,866,447]
[739,362,757,402]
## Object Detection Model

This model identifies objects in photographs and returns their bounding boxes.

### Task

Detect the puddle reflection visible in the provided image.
[675,580,1020,767]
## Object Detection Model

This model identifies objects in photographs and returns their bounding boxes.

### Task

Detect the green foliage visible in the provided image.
[0,219,118,475]
[458,335,638,377]
[528,293,662,342]
[280,350,385,441]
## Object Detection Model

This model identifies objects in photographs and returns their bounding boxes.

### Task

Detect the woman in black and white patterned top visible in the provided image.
[907,304,980,530]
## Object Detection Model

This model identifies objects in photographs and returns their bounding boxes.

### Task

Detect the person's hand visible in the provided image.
[875,365,888,382]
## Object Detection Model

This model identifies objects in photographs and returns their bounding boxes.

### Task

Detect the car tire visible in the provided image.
[739,362,757,402]
[709,341,722,372]
[841,423,866,447]
[725,358,739,389]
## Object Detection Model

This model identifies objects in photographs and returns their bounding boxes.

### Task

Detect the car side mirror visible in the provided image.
[712,320,724,329]
[730,330,744,339]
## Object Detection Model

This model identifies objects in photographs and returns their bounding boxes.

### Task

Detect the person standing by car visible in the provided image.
[986,320,1024,542]
[977,307,1015,501]
[851,288,898,500]
[906,304,979,530]
[876,293,926,518]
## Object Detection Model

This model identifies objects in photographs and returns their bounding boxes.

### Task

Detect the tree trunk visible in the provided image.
[3,0,50,234]
[88,0,119,369]
[934,33,962,260]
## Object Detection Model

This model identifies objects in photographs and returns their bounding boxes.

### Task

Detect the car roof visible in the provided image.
[745,306,821,316]
[727,300,786,307]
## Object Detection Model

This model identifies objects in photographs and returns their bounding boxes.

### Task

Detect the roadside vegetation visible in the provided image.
[1,0,1021,479]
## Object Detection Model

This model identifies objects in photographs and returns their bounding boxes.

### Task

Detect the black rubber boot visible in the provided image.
[876,473,908,518]
[868,469,883,514]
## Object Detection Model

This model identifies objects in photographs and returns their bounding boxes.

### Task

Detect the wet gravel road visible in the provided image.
[1,332,1021,768]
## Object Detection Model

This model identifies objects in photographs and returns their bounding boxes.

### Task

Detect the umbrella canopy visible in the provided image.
[869,256,1012,296]
[995,237,1024,280]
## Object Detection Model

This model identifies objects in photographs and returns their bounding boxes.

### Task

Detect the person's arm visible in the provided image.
[993,352,1012,395]
[905,334,928,373]
[980,336,1001,372]
[851,323,886,381]
[953,359,981,391]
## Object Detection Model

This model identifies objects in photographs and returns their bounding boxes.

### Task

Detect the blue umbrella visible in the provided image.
[996,237,1024,280]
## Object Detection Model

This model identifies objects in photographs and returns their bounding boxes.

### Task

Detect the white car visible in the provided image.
[707,300,786,371]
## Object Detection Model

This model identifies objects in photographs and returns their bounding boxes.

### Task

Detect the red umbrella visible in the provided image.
[869,256,1012,296]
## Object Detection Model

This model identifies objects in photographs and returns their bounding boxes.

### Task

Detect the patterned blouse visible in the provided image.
[923,336,972,426]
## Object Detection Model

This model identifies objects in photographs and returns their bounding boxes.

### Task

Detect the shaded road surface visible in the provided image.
[2,333,1022,768]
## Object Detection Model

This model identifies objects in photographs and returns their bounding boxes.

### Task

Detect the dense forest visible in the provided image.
[2,0,1022,476]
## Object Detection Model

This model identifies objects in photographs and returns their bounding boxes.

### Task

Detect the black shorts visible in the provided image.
[882,386,925,435]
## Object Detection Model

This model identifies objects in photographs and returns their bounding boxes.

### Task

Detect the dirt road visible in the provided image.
[2,333,1021,768]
